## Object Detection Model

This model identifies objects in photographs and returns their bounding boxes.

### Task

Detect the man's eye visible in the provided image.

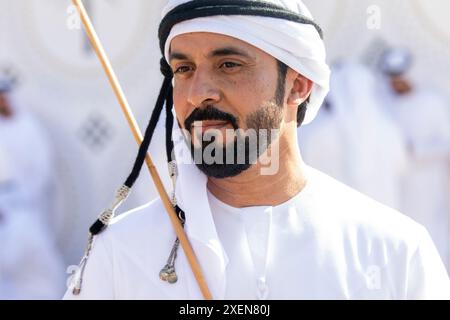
[174,66,192,74]
[220,62,241,69]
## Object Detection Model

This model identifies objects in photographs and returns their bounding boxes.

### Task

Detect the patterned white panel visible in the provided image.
[303,0,349,40]
[411,0,450,47]
[20,0,154,77]
[409,0,450,92]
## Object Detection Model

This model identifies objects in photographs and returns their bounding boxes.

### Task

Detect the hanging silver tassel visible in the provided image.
[72,185,131,295]
[72,234,94,295]
[159,161,184,284]
[168,160,178,206]
[99,185,131,225]
[159,238,181,284]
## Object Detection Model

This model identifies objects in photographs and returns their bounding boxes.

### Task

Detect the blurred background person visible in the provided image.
[299,61,407,210]
[0,69,56,225]
[378,48,450,272]
[0,144,65,299]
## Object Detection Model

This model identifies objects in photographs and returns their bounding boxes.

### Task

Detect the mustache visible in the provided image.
[184,106,239,131]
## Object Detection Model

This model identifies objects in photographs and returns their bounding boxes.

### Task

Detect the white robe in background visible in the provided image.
[0,208,67,299]
[0,98,55,222]
[387,88,450,272]
[0,148,65,299]
[63,166,450,300]
[298,106,348,184]
[300,63,407,210]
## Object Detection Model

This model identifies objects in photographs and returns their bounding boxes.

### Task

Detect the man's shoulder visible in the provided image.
[102,198,175,245]
[64,199,178,299]
[306,167,426,245]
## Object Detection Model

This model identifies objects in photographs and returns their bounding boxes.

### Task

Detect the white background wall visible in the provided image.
[1,0,449,267]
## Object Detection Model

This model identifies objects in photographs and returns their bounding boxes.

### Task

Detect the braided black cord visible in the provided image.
[124,76,172,188]
[161,0,320,30]
[165,84,175,162]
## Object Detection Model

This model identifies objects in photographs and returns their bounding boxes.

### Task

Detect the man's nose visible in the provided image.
[187,67,221,108]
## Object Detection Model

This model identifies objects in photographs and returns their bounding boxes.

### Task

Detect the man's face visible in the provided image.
[390,74,413,95]
[169,32,287,178]
[0,93,13,118]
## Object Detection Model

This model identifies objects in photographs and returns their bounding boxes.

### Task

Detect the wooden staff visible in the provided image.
[70,0,212,300]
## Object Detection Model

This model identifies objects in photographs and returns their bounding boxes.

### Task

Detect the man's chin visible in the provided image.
[195,162,252,179]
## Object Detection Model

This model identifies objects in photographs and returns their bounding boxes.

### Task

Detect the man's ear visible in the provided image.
[287,74,313,107]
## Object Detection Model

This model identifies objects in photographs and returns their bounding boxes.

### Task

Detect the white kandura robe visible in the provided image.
[0,208,66,299]
[0,101,55,221]
[300,63,407,211]
[387,88,450,272]
[0,149,65,299]
[298,107,348,185]
[63,166,450,300]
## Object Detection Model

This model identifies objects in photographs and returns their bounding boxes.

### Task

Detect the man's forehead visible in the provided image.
[169,32,264,60]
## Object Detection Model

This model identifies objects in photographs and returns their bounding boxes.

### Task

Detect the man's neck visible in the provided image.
[207,136,307,208]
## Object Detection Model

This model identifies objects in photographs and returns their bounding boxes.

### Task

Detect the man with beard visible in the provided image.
[65,0,450,300]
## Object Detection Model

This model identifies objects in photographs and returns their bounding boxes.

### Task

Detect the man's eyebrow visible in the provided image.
[209,47,253,59]
[169,52,190,63]
[169,46,253,63]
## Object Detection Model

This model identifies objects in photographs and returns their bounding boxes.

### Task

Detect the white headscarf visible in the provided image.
[162,0,330,299]
[162,0,330,125]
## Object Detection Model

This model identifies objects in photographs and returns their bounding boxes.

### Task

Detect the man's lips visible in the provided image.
[191,120,232,133]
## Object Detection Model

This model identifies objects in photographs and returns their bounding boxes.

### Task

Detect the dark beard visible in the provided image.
[185,103,282,179]
[193,132,253,179]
